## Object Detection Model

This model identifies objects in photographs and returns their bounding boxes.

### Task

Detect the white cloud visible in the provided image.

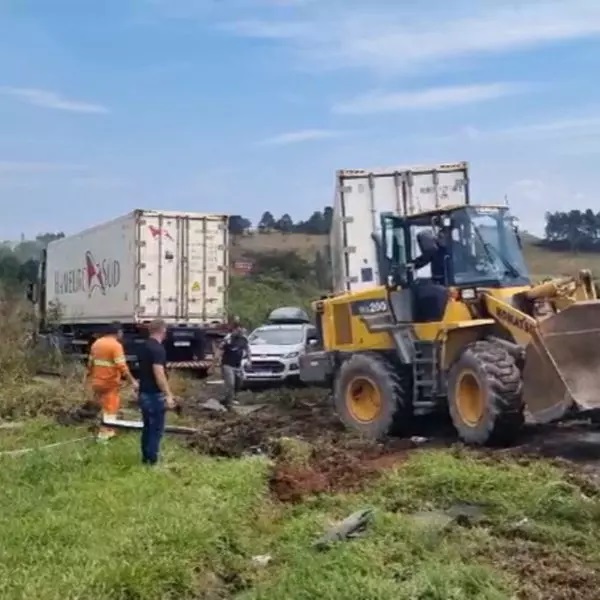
[258,128,343,145]
[333,82,525,115]
[423,115,600,148]
[220,0,600,73]
[498,116,600,140]
[1,87,109,114]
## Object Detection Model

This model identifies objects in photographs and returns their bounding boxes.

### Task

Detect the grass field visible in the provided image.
[1,418,599,600]
[233,231,600,281]
[2,236,600,600]
[232,231,327,262]
[522,236,600,279]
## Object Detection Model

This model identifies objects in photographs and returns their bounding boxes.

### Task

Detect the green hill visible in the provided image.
[520,233,600,279]
[235,231,600,282]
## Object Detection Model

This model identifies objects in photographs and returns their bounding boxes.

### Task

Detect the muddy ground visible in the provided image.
[56,380,600,600]
[184,386,428,501]
[58,379,600,499]
[180,384,600,600]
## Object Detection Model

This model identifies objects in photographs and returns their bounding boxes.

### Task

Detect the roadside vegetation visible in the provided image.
[0,417,598,600]
[1,237,600,599]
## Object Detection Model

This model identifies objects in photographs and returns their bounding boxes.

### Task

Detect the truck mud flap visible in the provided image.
[523,301,600,422]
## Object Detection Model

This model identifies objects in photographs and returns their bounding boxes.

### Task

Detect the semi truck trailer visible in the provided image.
[27,209,230,373]
[330,161,470,293]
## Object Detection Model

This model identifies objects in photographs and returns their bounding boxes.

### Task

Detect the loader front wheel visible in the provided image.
[448,340,524,446]
[334,353,406,439]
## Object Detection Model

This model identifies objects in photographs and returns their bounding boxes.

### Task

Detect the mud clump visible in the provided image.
[269,437,412,503]
[186,388,347,458]
[185,388,413,502]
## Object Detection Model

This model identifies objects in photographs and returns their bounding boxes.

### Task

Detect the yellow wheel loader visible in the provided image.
[300,204,600,445]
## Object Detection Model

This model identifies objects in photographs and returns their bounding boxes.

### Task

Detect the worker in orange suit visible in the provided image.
[85,323,138,442]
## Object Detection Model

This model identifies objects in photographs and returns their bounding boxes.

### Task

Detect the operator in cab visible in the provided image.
[411,228,454,322]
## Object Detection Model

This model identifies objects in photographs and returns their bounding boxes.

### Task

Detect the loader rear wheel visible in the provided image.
[334,353,406,439]
[448,340,524,446]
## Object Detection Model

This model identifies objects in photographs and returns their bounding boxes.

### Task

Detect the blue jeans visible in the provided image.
[139,392,166,465]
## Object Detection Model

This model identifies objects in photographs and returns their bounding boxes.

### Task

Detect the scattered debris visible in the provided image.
[0,421,25,430]
[102,416,199,435]
[410,435,428,445]
[513,517,530,528]
[409,502,488,532]
[313,508,374,550]
[410,510,455,532]
[198,398,228,413]
[251,554,272,567]
[445,501,487,526]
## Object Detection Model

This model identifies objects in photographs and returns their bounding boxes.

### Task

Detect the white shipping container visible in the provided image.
[330,162,469,293]
[45,209,229,325]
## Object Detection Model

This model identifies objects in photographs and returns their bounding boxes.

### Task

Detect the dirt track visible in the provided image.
[182,385,600,498]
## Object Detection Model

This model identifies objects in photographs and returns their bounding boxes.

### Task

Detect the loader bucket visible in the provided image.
[523,301,600,423]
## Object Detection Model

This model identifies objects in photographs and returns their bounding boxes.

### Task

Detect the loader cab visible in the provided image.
[382,205,530,291]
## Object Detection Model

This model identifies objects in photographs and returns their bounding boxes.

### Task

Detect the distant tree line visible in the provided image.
[228,207,333,235]
[0,233,64,289]
[541,210,600,252]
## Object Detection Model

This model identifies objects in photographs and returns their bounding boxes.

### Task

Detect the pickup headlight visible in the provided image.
[283,351,300,359]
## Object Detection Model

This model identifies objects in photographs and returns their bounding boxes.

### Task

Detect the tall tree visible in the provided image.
[322,206,333,233]
[258,211,276,231]
[275,213,294,233]
[543,209,600,252]
[228,215,252,235]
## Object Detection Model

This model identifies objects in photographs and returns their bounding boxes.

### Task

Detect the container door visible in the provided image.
[185,216,228,323]
[138,213,182,319]
[339,173,403,292]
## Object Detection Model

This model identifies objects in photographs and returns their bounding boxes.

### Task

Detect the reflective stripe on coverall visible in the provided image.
[88,336,130,438]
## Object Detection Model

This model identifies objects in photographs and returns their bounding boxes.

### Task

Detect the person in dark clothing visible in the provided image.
[137,319,175,465]
[218,320,250,409]
[412,229,450,322]
[414,229,451,283]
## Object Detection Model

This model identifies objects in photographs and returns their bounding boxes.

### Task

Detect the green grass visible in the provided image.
[522,236,600,279]
[0,421,598,600]
[234,230,600,282]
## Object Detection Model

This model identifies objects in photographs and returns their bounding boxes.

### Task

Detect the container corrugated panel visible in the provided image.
[46,209,229,325]
[331,162,469,293]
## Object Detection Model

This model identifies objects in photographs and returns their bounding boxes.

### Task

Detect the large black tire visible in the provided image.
[447,340,524,446]
[333,353,407,439]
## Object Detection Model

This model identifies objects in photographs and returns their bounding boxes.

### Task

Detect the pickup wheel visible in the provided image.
[334,353,407,440]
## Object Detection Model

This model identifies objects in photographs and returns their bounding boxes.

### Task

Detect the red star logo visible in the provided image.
[149,225,173,241]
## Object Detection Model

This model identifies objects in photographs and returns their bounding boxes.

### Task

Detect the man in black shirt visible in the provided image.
[218,319,250,409]
[137,319,175,465]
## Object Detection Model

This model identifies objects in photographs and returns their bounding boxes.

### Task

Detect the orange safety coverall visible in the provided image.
[88,335,130,437]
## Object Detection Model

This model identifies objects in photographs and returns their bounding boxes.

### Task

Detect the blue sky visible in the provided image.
[2,0,600,239]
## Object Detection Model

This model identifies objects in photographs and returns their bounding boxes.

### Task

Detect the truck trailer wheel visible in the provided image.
[447,340,524,446]
[334,353,406,439]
